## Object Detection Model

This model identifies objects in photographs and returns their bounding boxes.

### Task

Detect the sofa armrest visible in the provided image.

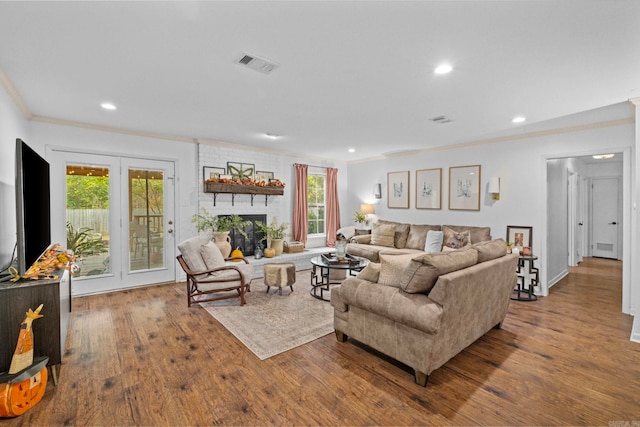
[350,234,372,244]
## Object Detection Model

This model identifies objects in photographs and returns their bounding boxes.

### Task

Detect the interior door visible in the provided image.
[591,177,619,259]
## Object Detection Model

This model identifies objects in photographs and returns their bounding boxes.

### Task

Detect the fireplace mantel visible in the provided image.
[204,182,284,206]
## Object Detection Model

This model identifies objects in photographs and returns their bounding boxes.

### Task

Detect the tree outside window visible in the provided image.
[307,174,325,235]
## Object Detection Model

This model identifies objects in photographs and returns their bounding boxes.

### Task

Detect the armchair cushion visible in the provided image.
[177,235,211,277]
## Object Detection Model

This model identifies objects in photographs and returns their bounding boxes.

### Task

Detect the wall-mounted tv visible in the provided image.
[15,138,51,276]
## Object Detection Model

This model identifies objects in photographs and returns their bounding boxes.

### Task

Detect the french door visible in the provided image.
[48,149,175,295]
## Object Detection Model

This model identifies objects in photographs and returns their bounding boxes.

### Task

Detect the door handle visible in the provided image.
[609,222,617,225]
[168,229,174,234]
[578,222,583,226]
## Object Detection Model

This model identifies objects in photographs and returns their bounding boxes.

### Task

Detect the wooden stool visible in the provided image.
[263,263,296,295]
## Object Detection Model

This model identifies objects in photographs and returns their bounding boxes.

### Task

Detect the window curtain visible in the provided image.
[325,167,341,247]
[292,163,308,243]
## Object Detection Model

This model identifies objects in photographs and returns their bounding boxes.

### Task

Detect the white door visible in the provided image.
[577,176,588,262]
[48,149,176,295]
[591,177,619,259]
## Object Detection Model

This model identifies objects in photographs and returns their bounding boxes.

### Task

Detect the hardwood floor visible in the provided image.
[5,257,639,426]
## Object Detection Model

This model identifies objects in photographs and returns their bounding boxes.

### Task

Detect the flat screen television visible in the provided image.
[15,138,51,276]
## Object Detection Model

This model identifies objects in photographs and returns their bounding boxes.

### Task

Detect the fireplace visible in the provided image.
[222,214,266,256]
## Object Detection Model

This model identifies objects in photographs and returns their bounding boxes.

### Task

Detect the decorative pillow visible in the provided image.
[370,223,396,248]
[424,230,444,253]
[377,219,411,248]
[405,224,441,250]
[472,238,507,263]
[357,262,381,283]
[400,248,478,294]
[200,241,225,269]
[442,227,471,250]
[378,253,418,288]
[443,225,491,244]
[177,235,211,273]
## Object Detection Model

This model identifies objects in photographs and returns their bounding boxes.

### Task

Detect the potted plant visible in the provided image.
[191,208,250,257]
[506,241,513,254]
[353,211,366,227]
[256,217,289,256]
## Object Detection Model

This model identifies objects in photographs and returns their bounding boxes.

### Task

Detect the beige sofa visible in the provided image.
[346,219,492,262]
[330,239,518,386]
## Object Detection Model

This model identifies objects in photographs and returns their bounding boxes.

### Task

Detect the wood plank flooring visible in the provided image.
[4,257,639,426]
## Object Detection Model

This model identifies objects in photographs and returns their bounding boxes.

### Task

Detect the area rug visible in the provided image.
[200,275,335,360]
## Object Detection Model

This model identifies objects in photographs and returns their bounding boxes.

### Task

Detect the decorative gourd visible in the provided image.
[264,247,276,258]
[230,247,244,262]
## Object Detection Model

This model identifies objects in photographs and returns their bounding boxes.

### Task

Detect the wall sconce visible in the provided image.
[360,203,375,227]
[489,177,500,200]
[373,183,382,199]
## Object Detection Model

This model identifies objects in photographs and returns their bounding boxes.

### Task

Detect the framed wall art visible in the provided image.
[255,170,274,182]
[415,168,442,209]
[506,225,533,252]
[227,162,255,180]
[387,171,410,209]
[203,166,226,182]
[448,165,481,211]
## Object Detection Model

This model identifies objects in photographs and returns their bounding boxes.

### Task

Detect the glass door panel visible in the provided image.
[129,168,165,271]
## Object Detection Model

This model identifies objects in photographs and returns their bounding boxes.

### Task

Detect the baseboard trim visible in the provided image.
[631,316,640,344]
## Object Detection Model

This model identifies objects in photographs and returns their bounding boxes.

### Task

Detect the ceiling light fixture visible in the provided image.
[592,154,615,160]
[101,102,116,110]
[512,116,526,123]
[265,133,280,139]
[348,148,355,153]
[434,64,453,74]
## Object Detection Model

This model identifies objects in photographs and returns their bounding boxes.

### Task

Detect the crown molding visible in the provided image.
[0,64,32,119]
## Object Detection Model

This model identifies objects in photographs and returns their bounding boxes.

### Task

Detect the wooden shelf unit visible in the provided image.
[203,182,284,206]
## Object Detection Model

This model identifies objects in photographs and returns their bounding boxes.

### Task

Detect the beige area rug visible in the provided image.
[200,274,335,360]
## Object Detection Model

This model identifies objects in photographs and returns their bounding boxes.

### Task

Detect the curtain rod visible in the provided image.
[293,162,334,169]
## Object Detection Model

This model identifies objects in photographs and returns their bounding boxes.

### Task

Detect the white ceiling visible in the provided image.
[0,1,638,162]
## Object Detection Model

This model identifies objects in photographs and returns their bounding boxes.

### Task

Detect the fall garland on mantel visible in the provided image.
[204,176,285,188]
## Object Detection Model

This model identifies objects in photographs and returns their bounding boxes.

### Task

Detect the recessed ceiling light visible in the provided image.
[101,102,116,110]
[434,64,453,74]
[265,133,280,139]
[592,154,615,160]
[512,116,526,123]
[348,148,355,153]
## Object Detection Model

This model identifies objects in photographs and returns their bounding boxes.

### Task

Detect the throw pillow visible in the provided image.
[400,248,478,294]
[424,230,444,253]
[200,241,226,270]
[378,253,418,288]
[405,224,441,250]
[442,226,471,250]
[357,262,381,283]
[377,219,411,248]
[370,223,396,248]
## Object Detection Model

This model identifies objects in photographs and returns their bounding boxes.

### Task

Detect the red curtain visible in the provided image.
[292,164,308,243]
[325,167,341,247]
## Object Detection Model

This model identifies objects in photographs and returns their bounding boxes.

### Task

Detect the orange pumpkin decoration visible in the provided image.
[230,247,244,262]
[264,248,275,258]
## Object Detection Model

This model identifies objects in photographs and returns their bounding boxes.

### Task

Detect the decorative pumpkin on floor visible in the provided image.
[230,247,244,262]
[0,304,49,418]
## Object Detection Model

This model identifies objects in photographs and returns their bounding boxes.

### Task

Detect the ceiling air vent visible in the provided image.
[236,53,279,74]
[430,115,453,124]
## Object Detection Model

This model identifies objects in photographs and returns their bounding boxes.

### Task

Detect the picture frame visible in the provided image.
[203,166,226,182]
[415,168,442,210]
[255,170,274,182]
[387,171,410,209]
[226,162,255,180]
[448,165,481,211]
[506,225,533,252]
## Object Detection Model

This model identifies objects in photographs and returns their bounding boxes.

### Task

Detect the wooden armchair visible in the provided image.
[177,236,253,307]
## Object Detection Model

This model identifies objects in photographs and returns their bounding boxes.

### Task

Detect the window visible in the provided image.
[307,172,325,235]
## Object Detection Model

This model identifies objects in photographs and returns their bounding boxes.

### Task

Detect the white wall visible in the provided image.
[0,83,29,268]
[347,103,635,304]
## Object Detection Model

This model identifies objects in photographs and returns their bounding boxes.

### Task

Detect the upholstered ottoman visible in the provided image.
[263,263,296,295]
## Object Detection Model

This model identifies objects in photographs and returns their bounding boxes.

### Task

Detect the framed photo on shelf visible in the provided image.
[506,225,532,251]
[387,171,410,209]
[255,170,274,182]
[227,162,255,179]
[415,168,442,209]
[448,165,481,211]
[203,166,226,182]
